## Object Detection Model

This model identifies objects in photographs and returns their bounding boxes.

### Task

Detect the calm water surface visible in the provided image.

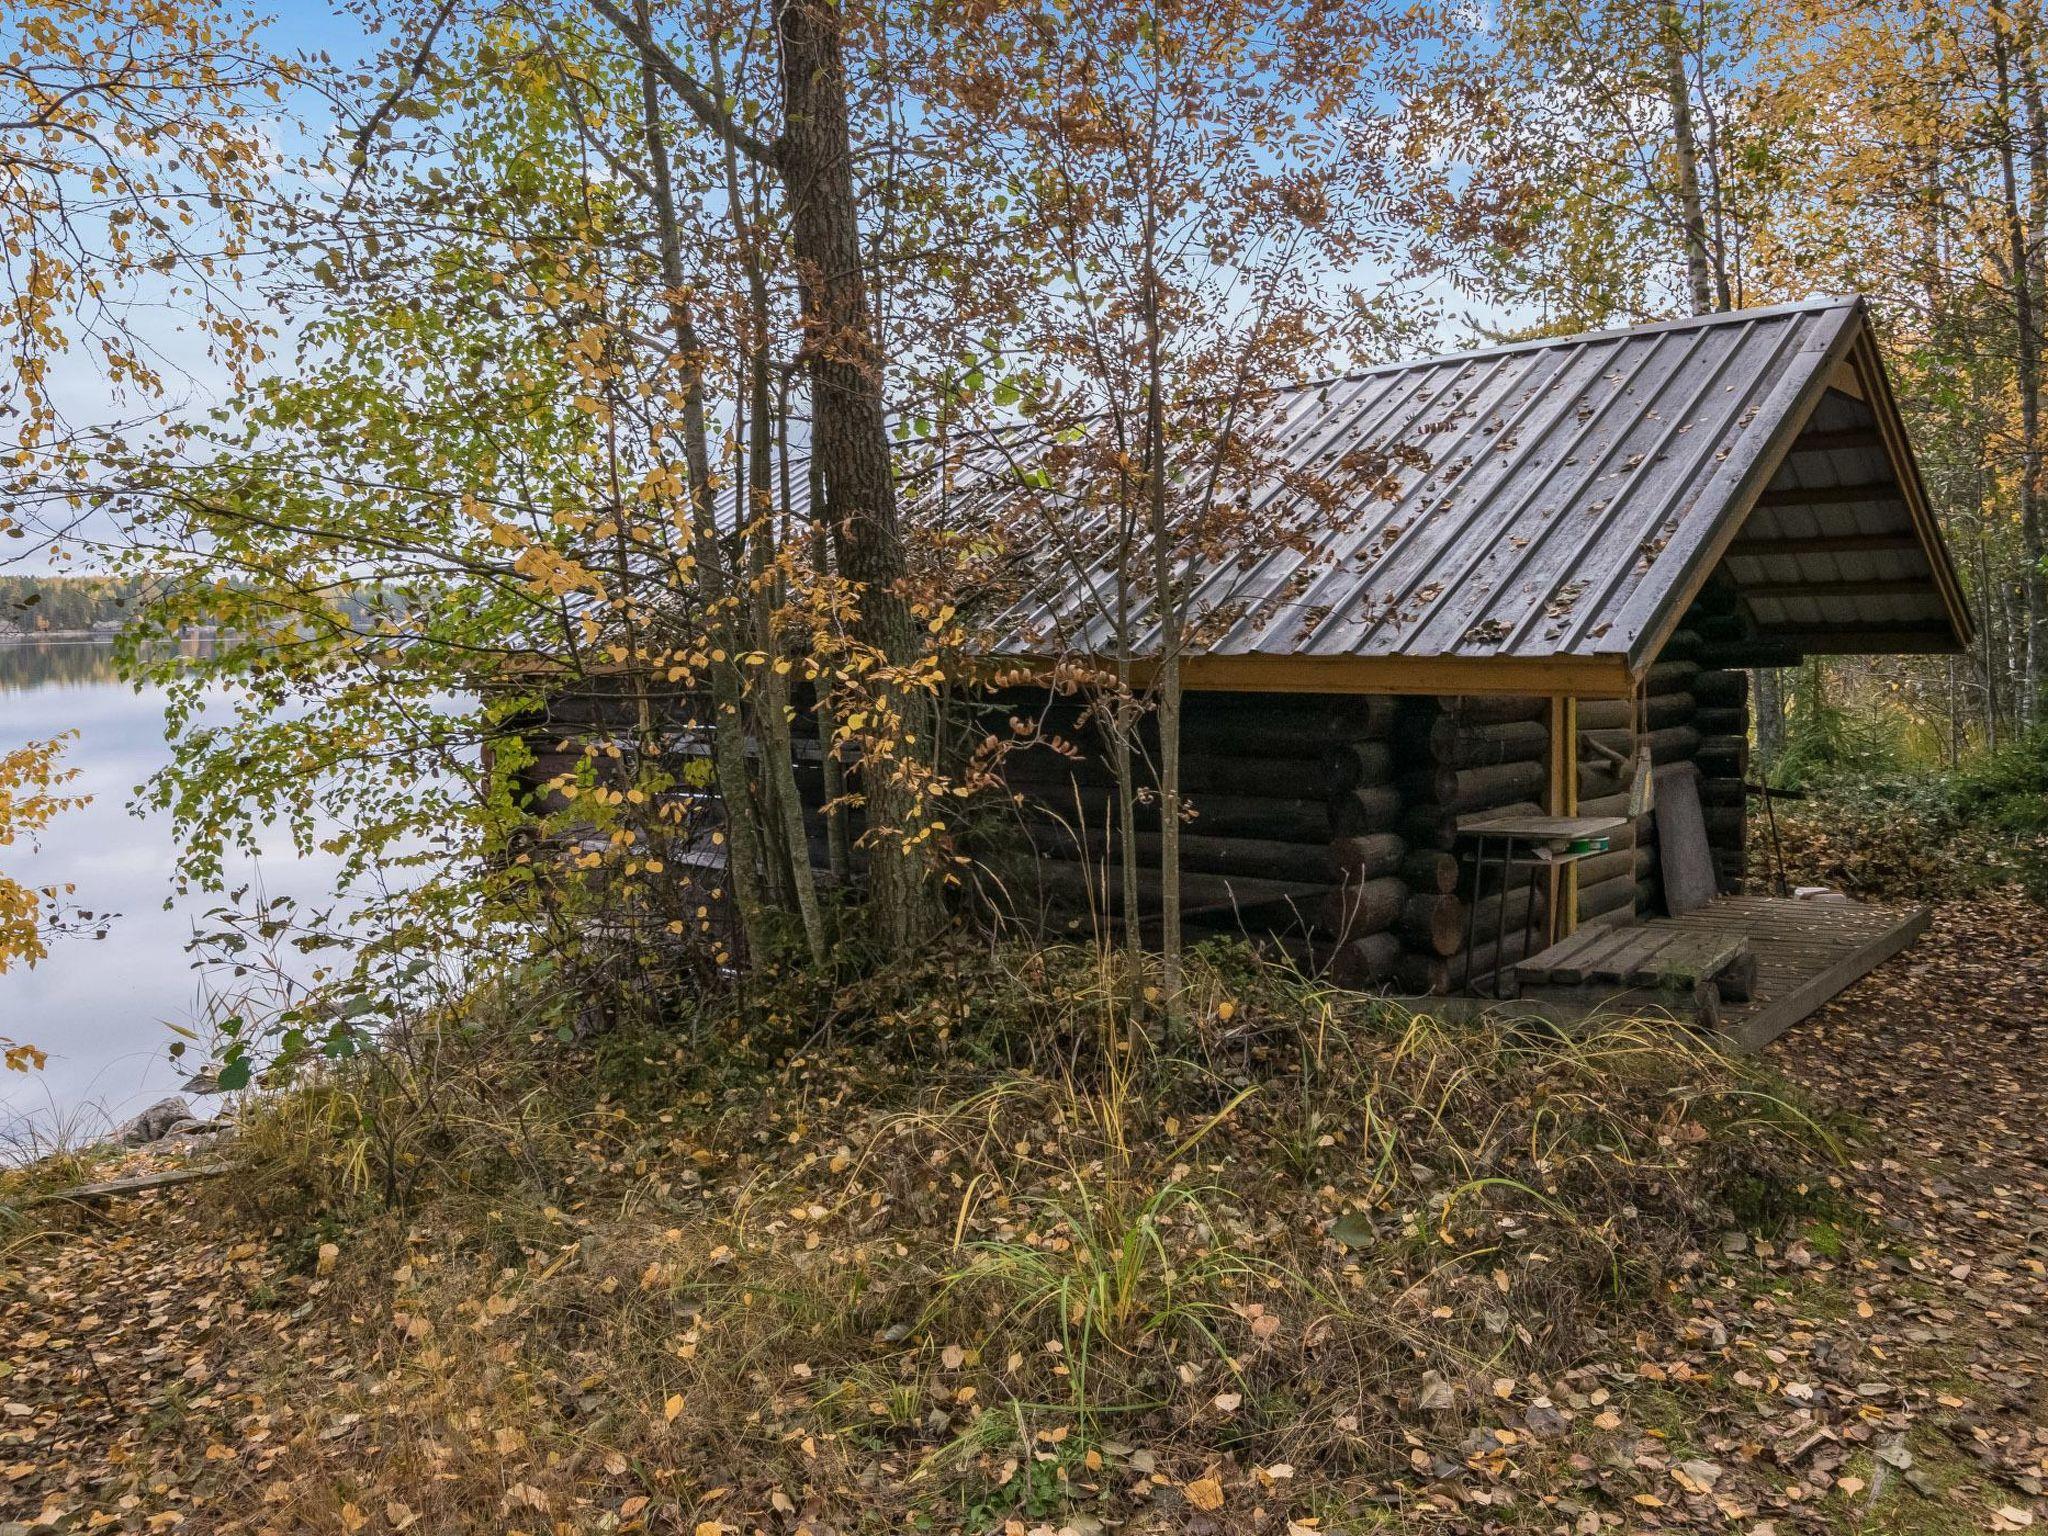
[1,641,347,1149]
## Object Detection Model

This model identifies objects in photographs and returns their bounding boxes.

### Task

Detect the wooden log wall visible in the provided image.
[983,690,1451,987]
[1692,666,1749,894]
[1383,694,1553,994]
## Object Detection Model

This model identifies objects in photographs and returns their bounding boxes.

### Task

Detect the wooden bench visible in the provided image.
[1514,925,1757,1028]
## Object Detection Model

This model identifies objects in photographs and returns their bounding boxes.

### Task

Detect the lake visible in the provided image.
[0,641,348,1154]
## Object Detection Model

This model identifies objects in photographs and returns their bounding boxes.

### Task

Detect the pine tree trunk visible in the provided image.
[775,0,940,949]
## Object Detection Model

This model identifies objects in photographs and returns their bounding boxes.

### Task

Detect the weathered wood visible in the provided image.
[28,1164,230,1207]
[1332,831,1407,881]
[1576,870,1638,922]
[1393,924,1545,995]
[1426,717,1550,767]
[1333,783,1405,837]
[1031,858,1325,919]
[1403,758,1548,813]
[1691,706,1746,737]
[999,752,1333,800]
[1023,826,1332,883]
[1580,724,1701,766]
[1322,740,1395,792]
[1575,692,1695,731]
[1691,669,1748,707]
[1317,876,1407,942]
[1401,892,1467,957]
[1013,784,1334,843]
[1400,849,1460,895]
[1642,659,1700,694]
[1426,694,1550,725]
[1328,931,1402,987]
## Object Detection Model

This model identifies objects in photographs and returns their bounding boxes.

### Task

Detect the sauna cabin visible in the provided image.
[505,298,1974,1042]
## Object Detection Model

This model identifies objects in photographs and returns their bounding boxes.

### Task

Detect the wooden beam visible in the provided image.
[1754,482,1907,508]
[1739,577,1947,600]
[1784,426,1886,453]
[1710,621,1962,658]
[1846,332,1977,648]
[1725,532,1921,557]
[1549,695,1579,940]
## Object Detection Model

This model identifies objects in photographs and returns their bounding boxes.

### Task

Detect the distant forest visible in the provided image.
[0,576,144,634]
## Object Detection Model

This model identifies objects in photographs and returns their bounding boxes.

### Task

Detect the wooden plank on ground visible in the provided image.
[25,1164,229,1207]
[1654,764,1717,915]
[1724,906,1932,1052]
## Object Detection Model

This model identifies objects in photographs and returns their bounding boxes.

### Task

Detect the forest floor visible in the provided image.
[1,894,2045,1535]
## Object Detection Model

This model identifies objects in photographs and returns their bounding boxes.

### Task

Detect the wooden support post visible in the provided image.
[1548,695,1579,941]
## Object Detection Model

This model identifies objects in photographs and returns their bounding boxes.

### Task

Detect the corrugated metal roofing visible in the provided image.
[960,296,1965,680]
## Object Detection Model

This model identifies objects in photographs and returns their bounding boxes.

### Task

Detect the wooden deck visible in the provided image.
[1644,895,1930,1050]
[1504,895,1929,1050]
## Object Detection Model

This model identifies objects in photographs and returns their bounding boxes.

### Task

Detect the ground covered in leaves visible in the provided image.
[3,903,2045,1536]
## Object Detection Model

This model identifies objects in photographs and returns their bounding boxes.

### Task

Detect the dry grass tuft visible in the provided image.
[14,938,1841,1532]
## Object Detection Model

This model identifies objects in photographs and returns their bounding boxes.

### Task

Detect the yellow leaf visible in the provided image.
[664,1394,684,1424]
[315,1242,338,1276]
[1183,1476,1225,1512]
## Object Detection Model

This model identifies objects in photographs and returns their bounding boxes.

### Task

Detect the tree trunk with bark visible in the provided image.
[775,0,942,949]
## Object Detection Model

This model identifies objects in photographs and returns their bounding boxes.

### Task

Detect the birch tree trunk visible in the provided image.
[635,21,772,965]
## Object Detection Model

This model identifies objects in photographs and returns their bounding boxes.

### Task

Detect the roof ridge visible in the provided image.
[1293,295,1863,394]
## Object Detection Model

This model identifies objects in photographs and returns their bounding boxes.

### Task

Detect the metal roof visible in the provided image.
[960,296,1970,692]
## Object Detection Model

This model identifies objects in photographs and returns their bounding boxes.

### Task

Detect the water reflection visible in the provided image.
[1,638,343,1155]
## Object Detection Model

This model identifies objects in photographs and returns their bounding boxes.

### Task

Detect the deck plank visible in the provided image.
[1511,894,1928,1050]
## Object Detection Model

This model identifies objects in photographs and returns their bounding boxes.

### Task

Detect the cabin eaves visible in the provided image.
[964,297,1971,698]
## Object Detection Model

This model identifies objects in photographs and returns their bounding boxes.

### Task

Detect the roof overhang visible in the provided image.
[977,651,1636,698]
[1632,315,1974,674]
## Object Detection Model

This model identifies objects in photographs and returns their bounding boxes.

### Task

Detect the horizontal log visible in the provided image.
[998,752,1336,800]
[1317,877,1408,942]
[1333,783,1405,838]
[1019,825,1335,883]
[1332,831,1407,882]
[1699,778,1748,807]
[993,691,1398,755]
[1425,694,1550,725]
[1426,717,1550,767]
[1691,669,1749,706]
[1393,924,1547,996]
[1322,740,1396,793]
[1402,892,1467,957]
[1574,692,1695,731]
[1692,706,1747,737]
[1576,871,1638,923]
[1642,659,1699,694]
[1029,857,1326,920]
[1401,849,1460,895]
[1404,797,1546,851]
[1752,483,1908,509]
[1463,880,1548,947]
[1580,724,1701,765]
[1327,931,1402,988]
[1008,784,1335,843]
[1403,758,1548,814]
[1659,627,1703,659]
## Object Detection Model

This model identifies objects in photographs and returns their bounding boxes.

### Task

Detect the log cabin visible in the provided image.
[508,297,1973,1048]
